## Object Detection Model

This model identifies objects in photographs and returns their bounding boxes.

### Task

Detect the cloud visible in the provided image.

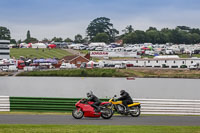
[113,7,200,33]
[1,0,200,41]
[2,20,89,40]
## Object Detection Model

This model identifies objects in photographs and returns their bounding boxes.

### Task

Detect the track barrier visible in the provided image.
[0,96,10,111]
[1,96,200,115]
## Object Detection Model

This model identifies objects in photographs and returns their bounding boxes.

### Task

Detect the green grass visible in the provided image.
[0,125,199,133]
[17,69,126,77]
[10,48,72,59]
[178,54,200,58]
[16,68,200,79]
[79,50,89,54]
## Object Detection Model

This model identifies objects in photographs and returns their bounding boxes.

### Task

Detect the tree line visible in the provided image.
[1,17,200,44]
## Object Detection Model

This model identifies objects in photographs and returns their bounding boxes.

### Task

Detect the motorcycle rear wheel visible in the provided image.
[129,106,140,117]
[101,108,113,119]
[72,109,84,119]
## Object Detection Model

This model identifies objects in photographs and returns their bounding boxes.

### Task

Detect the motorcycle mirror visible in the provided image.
[114,95,117,97]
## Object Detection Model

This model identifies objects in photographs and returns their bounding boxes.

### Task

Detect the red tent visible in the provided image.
[48,44,56,48]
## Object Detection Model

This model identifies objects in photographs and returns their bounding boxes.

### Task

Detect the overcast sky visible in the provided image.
[1,0,200,41]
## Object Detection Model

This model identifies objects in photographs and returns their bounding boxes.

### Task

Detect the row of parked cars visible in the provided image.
[0,65,18,72]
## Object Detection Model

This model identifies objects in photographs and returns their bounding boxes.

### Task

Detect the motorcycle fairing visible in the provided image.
[128,102,140,107]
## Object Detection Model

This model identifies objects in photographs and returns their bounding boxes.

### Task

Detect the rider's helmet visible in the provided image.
[120,90,125,96]
[86,91,92,98]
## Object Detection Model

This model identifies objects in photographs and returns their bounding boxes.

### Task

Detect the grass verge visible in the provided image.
[0,125,199,133]
[16,68,200,79]
[17,69,126,77]
[10,48,72,59]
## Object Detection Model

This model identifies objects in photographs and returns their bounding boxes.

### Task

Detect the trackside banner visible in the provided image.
[90,51,139,57]
[90,51,109,57]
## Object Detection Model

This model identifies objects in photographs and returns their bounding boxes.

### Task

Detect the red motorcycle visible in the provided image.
[72,99,113,119]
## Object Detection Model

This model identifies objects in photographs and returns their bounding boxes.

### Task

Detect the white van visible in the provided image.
[8,65,18,72]
[60,63,77,69]
[188,64,200,70]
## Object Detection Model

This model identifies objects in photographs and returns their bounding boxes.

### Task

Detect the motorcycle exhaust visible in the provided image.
[129,109,136,112]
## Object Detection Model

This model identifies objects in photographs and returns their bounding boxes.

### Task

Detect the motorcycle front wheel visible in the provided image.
[72,109,84,119]
[129,106,141,117]
[101,108,113,119]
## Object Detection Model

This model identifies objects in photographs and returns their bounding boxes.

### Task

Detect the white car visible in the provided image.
[24,66,36,71]
[2,66,9,72]
[188,64,200,70]
[8,65,18,72]
[95,47,103,51]
[115,64,126,69]
[60,63,77,69]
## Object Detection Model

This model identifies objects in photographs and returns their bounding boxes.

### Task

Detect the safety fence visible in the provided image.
[136,98,200,115]
[0,96,10,111]
[10,97,81,112]
[1,96,200,115]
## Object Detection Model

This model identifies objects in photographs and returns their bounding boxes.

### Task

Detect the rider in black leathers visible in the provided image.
[87,91,101,112]
[117,90,133,112]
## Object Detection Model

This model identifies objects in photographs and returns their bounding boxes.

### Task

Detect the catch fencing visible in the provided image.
[0,96,10,111]
[1,96,200,115]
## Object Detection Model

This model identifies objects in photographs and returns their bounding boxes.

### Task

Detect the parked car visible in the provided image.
[88,46,96,50]
[60,63,77,69]
[188,63,200,70]
[24,66,36,71]
[79,46,88,50]
[95,47,103,51]
[2,66,9,72]
[115,63,126,69]
[126,64,134,67]
[8,65,18,72]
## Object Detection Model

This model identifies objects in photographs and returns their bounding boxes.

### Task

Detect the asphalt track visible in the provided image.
[0,115,200,126]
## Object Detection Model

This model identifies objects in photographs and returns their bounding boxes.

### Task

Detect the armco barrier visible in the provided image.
[9,97,200,115]
[136,98,200,115]
[10,97,81,112]
[0,96,10,111]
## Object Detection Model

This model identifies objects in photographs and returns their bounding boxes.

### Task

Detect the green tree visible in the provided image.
[146,28,160,44]
[122,25,134,34]
[83,37,89,43]
[17,39,22,44]
[177,26,191,31]
[42,38,50,43]
[24,30,38,43]
[0,26,11,40]
[51,37,63,42]
[135,30,146,43]
[27,30,31,40]
[10,39,17,44]
[121,25,200,44]
[86,17,119,42]
[64,38,73,42]
[74,34,83,43]
[191,33,200,44]
[123,32,137,44]
[93,33,109,43]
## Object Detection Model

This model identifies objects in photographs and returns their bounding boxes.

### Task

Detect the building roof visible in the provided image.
[62,55,78,61]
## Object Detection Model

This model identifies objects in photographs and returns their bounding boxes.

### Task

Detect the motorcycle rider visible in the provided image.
[117,90,133,112]
[86,91,101,112]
